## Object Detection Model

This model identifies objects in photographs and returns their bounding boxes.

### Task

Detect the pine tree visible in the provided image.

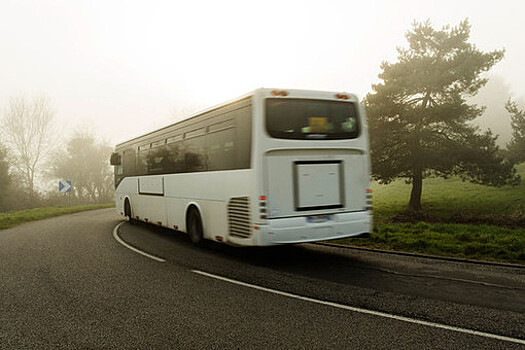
[364,19,518,211]
[506,99,525,164]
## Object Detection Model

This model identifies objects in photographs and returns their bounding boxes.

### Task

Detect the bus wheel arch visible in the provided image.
[186,204,204,246]
[124,197,135,224]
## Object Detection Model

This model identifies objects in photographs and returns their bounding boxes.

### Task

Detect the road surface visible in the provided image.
[1,208,524,349]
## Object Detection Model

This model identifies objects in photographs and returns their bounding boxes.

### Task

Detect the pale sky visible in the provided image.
[1,0,524,144]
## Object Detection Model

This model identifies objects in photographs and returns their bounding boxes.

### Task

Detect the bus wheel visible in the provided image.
[124,199,135,224]
[187,208,203,245]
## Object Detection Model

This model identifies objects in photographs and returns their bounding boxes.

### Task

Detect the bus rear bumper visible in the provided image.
[257,211,372,246]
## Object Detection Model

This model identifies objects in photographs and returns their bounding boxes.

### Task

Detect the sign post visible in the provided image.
[58,180,72,206]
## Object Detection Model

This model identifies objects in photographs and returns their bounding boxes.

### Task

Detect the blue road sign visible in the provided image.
[59,180,72,193]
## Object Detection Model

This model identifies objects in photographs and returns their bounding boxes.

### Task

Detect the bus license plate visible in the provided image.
[307,215,331,223]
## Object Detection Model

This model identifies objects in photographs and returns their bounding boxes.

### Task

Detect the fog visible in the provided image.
[0,0,524,145]
[471,76,525,146]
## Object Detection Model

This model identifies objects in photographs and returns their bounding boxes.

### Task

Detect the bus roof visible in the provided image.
[115,88,358,148]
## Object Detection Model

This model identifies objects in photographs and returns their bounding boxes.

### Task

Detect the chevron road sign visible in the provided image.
[58,180,72,193]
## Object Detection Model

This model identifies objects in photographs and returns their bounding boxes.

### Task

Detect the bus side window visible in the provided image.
[165,141,184,173]
[236,106,252,169]
[184,134,206,172]
[207,127,236,171]
[138,146,149,176]
[147,144,170,174]
[122,149,136,176]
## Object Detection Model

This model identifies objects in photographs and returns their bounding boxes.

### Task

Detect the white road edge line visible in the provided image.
[112,221,166,263]
[192,269,525,345]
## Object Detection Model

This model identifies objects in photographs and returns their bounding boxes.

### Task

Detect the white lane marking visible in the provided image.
[192,270,525,345]
[112,221,166,262]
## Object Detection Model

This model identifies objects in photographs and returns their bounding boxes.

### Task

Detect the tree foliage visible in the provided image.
[506,99,525,164]
[51,131,114,203]
[364,19,519,211]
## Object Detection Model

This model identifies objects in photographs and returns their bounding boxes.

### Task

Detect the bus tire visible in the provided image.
[124,199,135,225]
[187,207,204,246]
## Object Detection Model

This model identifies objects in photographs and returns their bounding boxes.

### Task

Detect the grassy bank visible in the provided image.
[0,203,114,230]
[334,163,525,264]
[333,222,525,264]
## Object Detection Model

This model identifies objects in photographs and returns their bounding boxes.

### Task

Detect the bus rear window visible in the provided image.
[266,99,359,140]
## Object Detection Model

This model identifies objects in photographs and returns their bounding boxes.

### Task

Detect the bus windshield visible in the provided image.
[266,99,359,140]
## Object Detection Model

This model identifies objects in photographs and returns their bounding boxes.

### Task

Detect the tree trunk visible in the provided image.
[408,168,423,211]
[27,171,34,204]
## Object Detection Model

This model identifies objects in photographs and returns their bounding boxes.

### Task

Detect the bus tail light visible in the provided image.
[335,93,349,100]
[272,90,288,96]
[259,195,268,219]
[366,189,373,211]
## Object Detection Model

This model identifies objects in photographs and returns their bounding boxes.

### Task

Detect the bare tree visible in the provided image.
[0,143,11,211]
[1,96,57,202]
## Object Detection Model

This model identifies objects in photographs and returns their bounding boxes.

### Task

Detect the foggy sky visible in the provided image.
[1,0,524,145]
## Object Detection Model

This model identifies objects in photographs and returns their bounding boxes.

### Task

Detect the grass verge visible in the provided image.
[332,222,525,264]
[0,203,115,230]
[345,163,525,264]
[372,163,525,223]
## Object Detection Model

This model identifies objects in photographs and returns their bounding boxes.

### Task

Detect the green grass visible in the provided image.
[372,163,525,221]
[333,163,525,264]
[0,203,115,230]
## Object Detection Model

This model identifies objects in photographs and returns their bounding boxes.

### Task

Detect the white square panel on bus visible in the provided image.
[294,162,342,210]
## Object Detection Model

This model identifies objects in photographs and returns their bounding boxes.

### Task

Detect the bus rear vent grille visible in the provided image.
[228,197,251,238]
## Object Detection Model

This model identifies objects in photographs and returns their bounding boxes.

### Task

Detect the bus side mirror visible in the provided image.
[110,152,121,166]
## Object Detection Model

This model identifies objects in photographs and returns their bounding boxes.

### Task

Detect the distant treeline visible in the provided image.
[0,96,113,212]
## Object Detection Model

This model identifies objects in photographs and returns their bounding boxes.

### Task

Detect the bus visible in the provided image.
[110,88,372,246]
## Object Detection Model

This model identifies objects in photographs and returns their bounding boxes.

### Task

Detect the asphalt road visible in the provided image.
[1,208,524,349]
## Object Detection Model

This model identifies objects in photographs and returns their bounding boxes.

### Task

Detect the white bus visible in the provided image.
[110,88,372,246]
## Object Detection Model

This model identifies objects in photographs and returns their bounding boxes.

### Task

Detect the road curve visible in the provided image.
[1,208,524,349]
